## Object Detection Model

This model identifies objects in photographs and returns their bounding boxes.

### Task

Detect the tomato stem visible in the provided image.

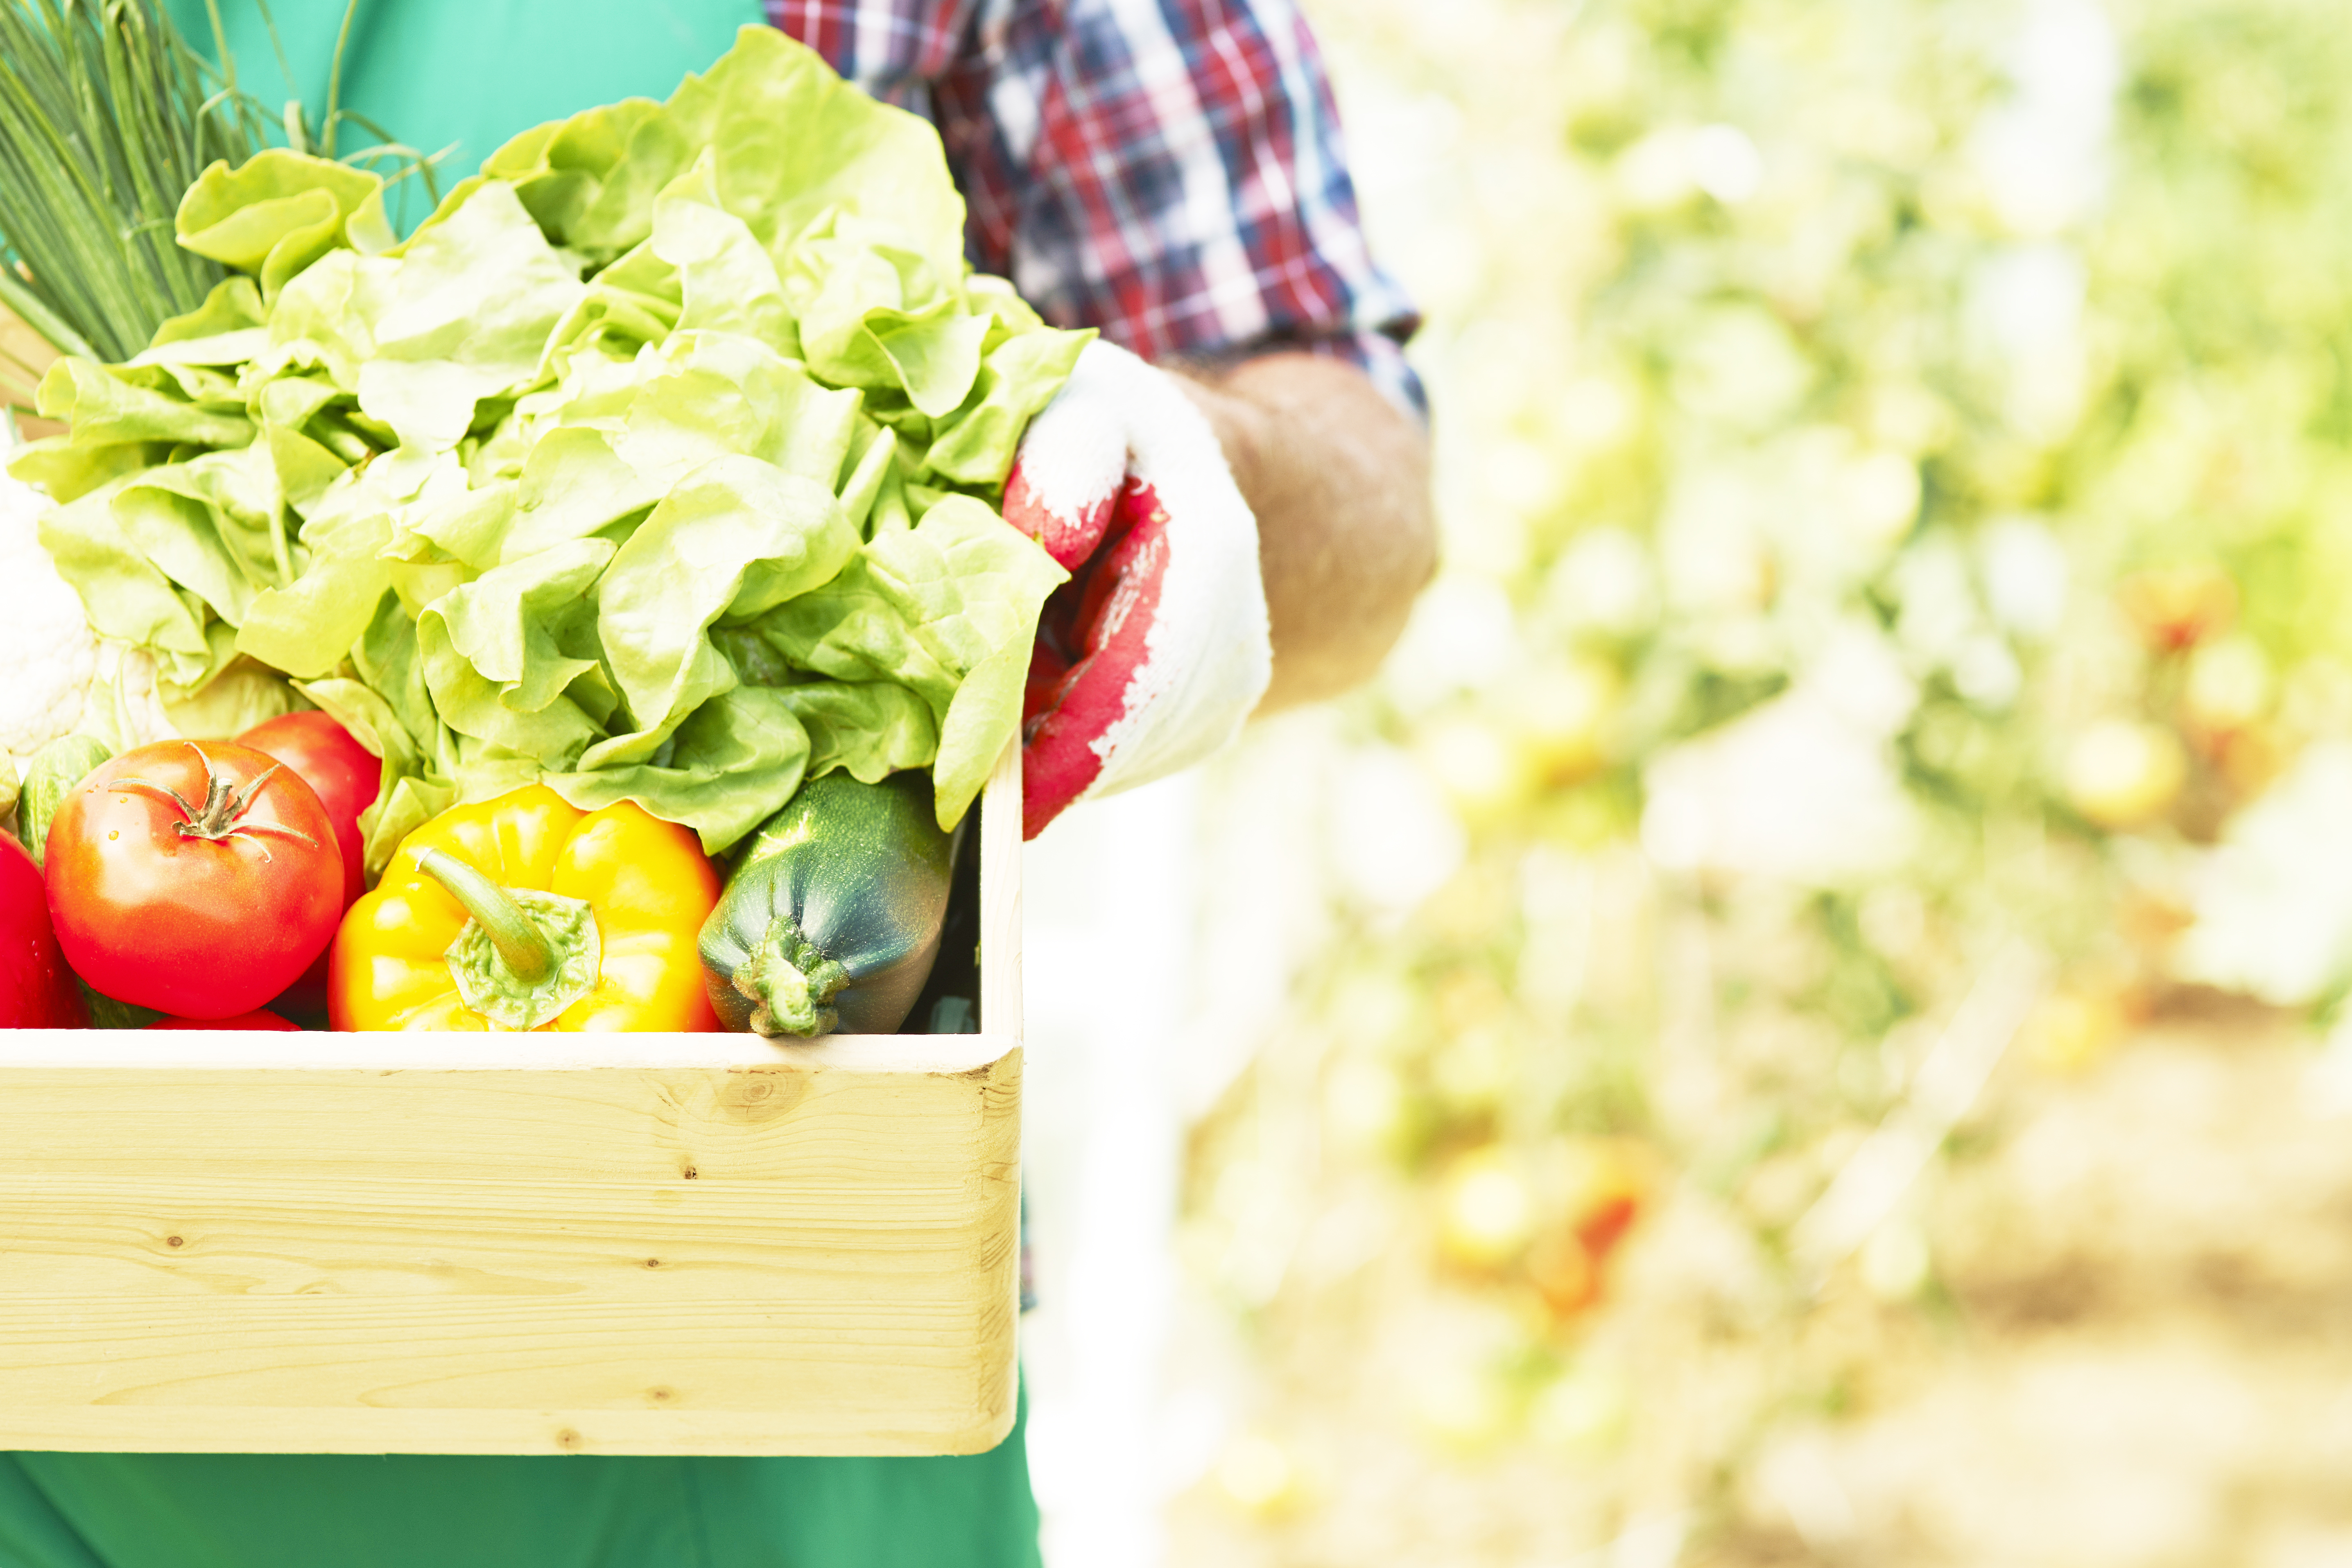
[112,742,319,852]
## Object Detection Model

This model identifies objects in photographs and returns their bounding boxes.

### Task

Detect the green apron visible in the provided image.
[0,1406,1037,1568]
[167,0,764,188]
[9,5,1041,1564]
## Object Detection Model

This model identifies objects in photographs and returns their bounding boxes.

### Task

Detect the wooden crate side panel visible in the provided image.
[0,1052,1018,1183]
[0,1176,1018,1299]
[0,1297,1001,1415]
[0,1052,1020,1456]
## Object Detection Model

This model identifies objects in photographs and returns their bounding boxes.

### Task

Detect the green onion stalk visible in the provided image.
[0,0,253,367]
[0,0,440,386]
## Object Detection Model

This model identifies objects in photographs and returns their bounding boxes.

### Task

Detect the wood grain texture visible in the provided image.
[0,768,1023,1456]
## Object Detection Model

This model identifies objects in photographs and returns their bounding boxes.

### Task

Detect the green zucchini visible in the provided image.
[18,734,111,869]
[699,771,957,1038]
[79,981,160,1030]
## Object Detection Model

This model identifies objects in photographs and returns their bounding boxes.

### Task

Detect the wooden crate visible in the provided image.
[0,747,1024,1457]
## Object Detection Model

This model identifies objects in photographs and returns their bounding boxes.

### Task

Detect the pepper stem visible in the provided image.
[418,847,554,984]
[733,916,852,1038]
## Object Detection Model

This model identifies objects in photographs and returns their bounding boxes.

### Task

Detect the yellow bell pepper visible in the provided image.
[329,785,722,1032]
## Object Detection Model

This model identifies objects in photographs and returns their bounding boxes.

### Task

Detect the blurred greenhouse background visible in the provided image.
[1026,0,2352,1563]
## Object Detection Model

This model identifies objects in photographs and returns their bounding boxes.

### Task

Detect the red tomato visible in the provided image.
[237,712,382,1020]
[148,1008,300,1031]
[45,740,344,1019]
[237,711,380,903]
[0,833,86,1028]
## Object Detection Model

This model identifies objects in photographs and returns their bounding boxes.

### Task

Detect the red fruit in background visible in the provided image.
[44,740,343,1020]
[237,711,379,904]
[148,1008,300,1031]
[0,833,86,1028]
[2116,563,2236,651]
[1527,1139,1654,1321]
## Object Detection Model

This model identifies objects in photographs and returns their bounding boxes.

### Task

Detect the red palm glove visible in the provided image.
[1003,342,1272,839]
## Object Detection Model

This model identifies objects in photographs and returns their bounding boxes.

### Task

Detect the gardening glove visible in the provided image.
[1002,340,1273,839]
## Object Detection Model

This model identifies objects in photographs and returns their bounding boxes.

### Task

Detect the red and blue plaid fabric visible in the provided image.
[769,0,1424,413]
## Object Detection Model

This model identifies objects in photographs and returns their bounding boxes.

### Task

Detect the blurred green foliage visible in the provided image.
[1181,0,2352,1554]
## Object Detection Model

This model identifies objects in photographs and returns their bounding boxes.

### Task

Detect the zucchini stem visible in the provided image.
[734,917,852,1038]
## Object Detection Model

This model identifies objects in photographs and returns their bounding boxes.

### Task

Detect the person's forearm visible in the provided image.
[1172,352,1436,713]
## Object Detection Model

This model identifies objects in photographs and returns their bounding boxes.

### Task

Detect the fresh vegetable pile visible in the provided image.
[21,26,1079,866]
[2,24,1065,1035]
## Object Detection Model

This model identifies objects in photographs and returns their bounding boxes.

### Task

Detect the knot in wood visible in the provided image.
[719,1069,806,1123]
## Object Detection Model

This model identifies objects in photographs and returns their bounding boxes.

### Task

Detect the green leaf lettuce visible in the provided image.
[25,27,1085,858]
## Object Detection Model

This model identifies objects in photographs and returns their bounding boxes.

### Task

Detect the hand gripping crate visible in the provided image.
[0,749,1024,1457]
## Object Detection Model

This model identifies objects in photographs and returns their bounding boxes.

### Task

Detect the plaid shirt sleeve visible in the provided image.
[767,0,1425,416]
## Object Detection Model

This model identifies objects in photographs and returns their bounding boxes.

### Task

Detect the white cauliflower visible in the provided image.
[0,427,99,773]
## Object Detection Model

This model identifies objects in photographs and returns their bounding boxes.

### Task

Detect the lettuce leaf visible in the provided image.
[255,249,396,392]
[748,494,1065,827]
[9,437,170,505]
[148,277,268,348]
[477,97,694,260]
[176,150,395,299]
[233,447,461,677]
[589,454,858,762]
[35,358,252,448]
[668,29,968,289]
[417,537,615,764]
[158,654,305,737]
[37,480,215,687]
[544,684,812,853]
[925,325,1095,486]
[651,152,796,352]
[30,26,1088,859]
[774,679,940,782]
[359,183,587,451]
